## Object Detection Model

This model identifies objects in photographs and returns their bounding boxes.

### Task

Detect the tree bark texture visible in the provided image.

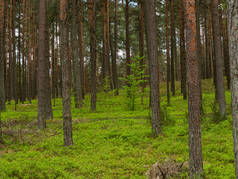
[72,0,83,108]
[170,0,175,96]
[88,0,97,111]
[112,0,119,95]
[37,0,53,129]
[179,0,186,100]
[211,0,226,117]
[227,0,238,177]
[125,0,131,79]
[166,0,170,104]
[144,0,161,136]
[184,0,203,177]
[0,0,6,112]
[60,0,73,146]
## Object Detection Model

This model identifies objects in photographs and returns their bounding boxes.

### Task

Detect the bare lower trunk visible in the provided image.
[227,1,238,177]
[112,0,119,95]
[144,0,161,136]
[37,0,53,130]
[184,0,203,177]
[60,0,73,146]
[179,0,186,100]
[170,0,175,96]
[211,0,226,117]
[0,0,6,112]
[125,0,131,79]
[88,0,97,111]
[0,0,5,144]
[165,0,170,105]
[72,0,82,108]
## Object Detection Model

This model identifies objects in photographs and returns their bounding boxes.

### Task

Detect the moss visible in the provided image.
[0,80,234,178]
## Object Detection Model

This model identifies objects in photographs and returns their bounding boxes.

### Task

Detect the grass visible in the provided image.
[0,79,235,178]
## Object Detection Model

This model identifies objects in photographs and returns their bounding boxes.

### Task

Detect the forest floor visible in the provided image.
[0,79,235,178]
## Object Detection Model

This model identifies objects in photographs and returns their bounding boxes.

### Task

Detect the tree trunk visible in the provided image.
[184,0,203,177]
[72,0,83,108]
[144,0,161,136]
[165,0,170,104]
[227,0,238,177]
[88,0,97,111]
[0,0,6,112]
[112,0,119,95]
[102,0,107,82]
[125,0,131,79]
[138,0,145,104]
[37,0,53,129]
[211,0,226,117]
[60,0,73,146]
[179,0,186,100]
[195,0,203,111]
[77,0,85,100]
[8,0,13,104]
[12,0,17,110]
[170,0,175,96]
[222,17,230,89]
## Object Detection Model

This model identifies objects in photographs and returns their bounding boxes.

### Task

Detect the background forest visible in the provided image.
[0,0,238,178]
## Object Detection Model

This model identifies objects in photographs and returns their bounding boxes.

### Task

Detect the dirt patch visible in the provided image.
[146,159,188,179]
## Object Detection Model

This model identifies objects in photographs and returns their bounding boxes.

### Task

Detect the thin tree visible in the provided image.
[165,0,170,104]
[60,0,73,146]
[12,0,17,110]
[0,0,6,144]
[72,0,83,108]
[112,0,119,95]
[184,0,203,177]
[77,0,85,99]
[144,0,161,136]
[222,16,230,89]
[227,0,238,177]
[210,0,226,117]
[179,0,186,100]
[170,0,175,96]
[88,0,97,111]
[37,0,53,129]
[125,0,131,79]
[138,0,145,104]
[0,0,6,112]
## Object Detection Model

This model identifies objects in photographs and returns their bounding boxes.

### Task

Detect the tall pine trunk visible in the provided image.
[0,0,6,112]
[170,0,175,96]
[0,0,6,143]
[60,0,73,146]
[144,0,161,136]
[88,0,97,111]
[165,0,170,104]
[77,0,85,100]
[179,0,186,100]
[211,0,226,117]
[184,0,203,177]
[138,0,145,104]
[125,0,131,79]
[72,0,83,108]
[112,0,119,95]
[227,0,238,177]
[37,0,53,129]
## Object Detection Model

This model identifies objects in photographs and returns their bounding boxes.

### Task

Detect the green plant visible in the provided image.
[121,56,147,111]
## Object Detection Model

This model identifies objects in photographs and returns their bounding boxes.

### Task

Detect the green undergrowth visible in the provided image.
[0,79,235,178]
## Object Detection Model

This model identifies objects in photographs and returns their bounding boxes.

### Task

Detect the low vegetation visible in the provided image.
[0,80,234,178]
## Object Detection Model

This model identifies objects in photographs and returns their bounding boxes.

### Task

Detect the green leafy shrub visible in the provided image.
[121,56,147,111]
